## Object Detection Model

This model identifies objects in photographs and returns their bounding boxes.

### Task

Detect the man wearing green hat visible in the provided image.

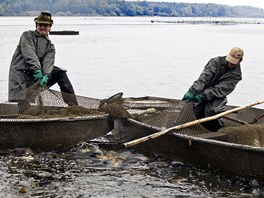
[8,11,78,109]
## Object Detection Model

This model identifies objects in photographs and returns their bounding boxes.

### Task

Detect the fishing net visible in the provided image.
[103,97,184,144]
[3,84,100,116]
[3,84,264,151]
[92,98,264,180]
[0,84,129,151]
[101,98,264,149]
[172,102,264,147]
[219,124,264,147]
[1,84,129,118]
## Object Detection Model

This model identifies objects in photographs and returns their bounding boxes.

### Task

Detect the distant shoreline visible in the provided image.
[151,18,264,25]
[1,1,264,18]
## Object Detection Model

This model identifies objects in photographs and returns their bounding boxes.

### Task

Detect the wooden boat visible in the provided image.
[0,102,112,151]
[103,96,264,180]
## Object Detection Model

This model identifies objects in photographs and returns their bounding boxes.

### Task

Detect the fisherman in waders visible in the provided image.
[8,12,78,112]
[182,47,244,131]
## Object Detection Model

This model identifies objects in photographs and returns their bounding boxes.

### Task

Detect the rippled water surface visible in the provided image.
[0,143,263,197]
[1,16,264,197]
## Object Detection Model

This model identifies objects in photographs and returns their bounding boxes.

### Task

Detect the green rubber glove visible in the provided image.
[33,69,43,80]
[182,91,195,101]
[193,93,203,103]
[39,75,49,87]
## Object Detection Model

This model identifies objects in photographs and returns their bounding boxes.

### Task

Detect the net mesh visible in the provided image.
[2,85,264,151]
[2,84,129,118]
[0,85,128,150]
[173,102,264,148]
[104,98,264,149]
[94,98,264,180]
[6,84,100,113]
[106,97,184,143]
[219,124,264,147]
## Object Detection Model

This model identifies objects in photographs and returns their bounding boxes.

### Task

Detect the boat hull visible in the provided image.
[0,115,111,151]
[110,96,264,180]
[114,117,264,179]
[0,102,112,151]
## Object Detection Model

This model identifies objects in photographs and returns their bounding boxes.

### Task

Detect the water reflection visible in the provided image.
[0,142,262,197]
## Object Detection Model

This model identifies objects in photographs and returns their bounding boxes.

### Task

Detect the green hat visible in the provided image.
[34,12,53,26]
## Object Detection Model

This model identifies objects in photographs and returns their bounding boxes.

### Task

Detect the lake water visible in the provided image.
[1,16,264,108]
[0,16,264,197]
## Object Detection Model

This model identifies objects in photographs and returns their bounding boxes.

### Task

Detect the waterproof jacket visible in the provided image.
[8,30,55,101]
[189,56,242,101]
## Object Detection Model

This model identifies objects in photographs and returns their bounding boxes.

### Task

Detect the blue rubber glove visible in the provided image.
[193,93,203,103]
[182,91,195,101]
[33,69,43,80]
[39,75,49,87]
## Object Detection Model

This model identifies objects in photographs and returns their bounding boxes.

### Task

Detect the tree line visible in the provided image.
[0,0,264,18]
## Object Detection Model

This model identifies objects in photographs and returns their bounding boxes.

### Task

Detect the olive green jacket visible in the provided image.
[8,30,55,101]
[189,56,242,101]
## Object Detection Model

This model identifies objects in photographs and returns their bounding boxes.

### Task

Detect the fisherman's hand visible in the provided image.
[33,69,43,80]
[193,93,203,103]
[39,75,49,87]
[182,91,195,101]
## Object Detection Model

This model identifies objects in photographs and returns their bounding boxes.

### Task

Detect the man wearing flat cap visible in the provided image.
[182,47,244,131]
[8,11,78,110]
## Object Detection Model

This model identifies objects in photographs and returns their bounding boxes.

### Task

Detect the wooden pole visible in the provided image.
[124,100,264,148]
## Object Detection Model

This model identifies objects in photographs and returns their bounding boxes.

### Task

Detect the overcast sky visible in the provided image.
[139,0,264,9]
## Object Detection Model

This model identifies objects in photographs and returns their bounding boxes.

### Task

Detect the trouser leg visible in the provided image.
[204,98,227,117]
[47,67,78,106]
[194,98,227,132]
[193,101,206,119]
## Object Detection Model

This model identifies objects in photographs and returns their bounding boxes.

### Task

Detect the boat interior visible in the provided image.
[121,96,264,148]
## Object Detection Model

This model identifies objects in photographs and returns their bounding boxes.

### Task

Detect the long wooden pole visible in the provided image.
[124,100,264,148]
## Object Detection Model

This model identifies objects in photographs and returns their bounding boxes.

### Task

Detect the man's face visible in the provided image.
[227,58,242,69]
[228,62,238,69]
[36,23,51,36]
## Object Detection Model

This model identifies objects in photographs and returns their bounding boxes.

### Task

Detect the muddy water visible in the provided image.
[0,143,262,197]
